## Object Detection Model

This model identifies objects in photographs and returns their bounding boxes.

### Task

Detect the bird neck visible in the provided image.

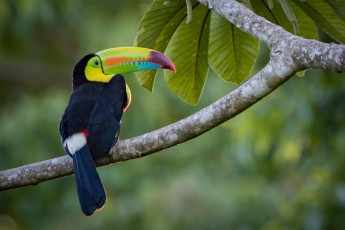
[72,75,89,90]
[72,53,96,90]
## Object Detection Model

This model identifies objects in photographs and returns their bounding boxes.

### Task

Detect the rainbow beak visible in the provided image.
[96,47,176,75]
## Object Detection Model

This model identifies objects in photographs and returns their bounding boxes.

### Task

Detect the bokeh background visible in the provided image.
[1,1,345,229]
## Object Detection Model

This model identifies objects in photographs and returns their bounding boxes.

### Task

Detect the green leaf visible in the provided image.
[133,0,343,104]
[134,0,194,91]
[208,12,259,84]
[287,0,318,39]
[242,0,253,10]
[325,0,345,21]
[278,0,299,34]
[252,0,318,40]
[291,0,345,43]
[164,4,211,105]
[296,69,307,77]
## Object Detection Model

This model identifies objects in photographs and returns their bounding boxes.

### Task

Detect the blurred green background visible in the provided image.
[1,0,345,229]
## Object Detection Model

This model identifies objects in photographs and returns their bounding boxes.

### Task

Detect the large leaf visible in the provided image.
[164,4,211,105]
[134,0,199,92]
[291,0,345,43]
[251,0,318,40]
[134,0,344,104]
[278,0,299,34]
[208,12,259,83]
[250,0,318,77]
[251,0,319,77]
[326,0,345,21]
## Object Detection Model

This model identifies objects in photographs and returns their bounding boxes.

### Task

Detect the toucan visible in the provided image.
[59,47,175,216]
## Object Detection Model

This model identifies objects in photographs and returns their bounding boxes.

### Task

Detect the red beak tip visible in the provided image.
[149,50,176,73]
[167,64,176,73]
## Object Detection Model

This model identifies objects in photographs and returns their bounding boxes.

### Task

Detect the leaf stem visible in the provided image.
[186,0,193,24]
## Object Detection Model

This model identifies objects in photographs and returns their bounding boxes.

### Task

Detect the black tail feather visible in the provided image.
[72,145,106,216]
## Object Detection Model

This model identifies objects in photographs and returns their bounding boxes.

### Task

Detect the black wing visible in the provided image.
[86,101,120,159]
[59,89,95,141]
[86,75,127,159]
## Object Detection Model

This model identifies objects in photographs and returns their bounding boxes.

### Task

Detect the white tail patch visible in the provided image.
[63,132,87,155]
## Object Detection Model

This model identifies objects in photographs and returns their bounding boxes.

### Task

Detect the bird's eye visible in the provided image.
[93,60,99,66]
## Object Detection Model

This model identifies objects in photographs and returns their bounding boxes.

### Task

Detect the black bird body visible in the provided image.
[59,47,175,216]
[60,77,127,159]
[59,54,127,216]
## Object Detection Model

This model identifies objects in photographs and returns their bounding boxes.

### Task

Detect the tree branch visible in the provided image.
[1,0,344,191]
[198,0,345,72]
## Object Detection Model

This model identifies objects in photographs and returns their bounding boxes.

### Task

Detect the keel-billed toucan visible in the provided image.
[59,47,175,216]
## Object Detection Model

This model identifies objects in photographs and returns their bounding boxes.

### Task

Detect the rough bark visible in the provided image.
[1,0,344,191]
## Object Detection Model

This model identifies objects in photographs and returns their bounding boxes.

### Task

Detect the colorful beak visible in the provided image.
[96,47,176,75]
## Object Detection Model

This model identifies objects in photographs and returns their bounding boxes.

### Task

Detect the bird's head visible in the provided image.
[72,47,176,90]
